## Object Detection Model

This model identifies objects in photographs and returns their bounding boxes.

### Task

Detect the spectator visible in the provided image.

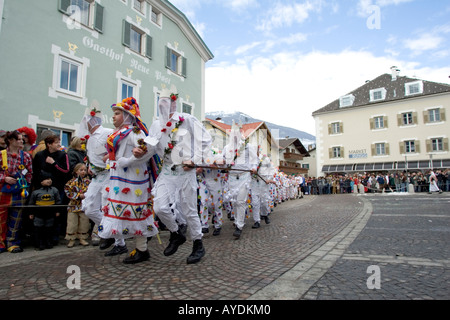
[0,130,33,253]
[17,127,37,154]
[31,130,54,159]
[32,134,71,243]
[67,136,86,174]
[28,171,61,250]
[64,163,90,248]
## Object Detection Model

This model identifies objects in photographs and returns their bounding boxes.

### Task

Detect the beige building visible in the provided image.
[312,68,450,176]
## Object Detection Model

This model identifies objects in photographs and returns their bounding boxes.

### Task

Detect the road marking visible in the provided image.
[248,197,373,300]
[342,254,450,268]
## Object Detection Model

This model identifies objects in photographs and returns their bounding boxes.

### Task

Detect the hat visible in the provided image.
[40,171,53,182]
[111,97,148,136]
[0,130,6,137]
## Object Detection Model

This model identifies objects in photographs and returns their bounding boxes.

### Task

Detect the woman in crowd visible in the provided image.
[0,130,33,253]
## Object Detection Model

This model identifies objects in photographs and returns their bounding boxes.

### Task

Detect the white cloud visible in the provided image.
[225,0,258,11]
[205,49,450,136]
[357,0,414,17]
[256,1,320,32]
[403,33,444,55]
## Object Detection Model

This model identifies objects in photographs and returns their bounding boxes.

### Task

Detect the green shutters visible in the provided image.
[58,0,71,14]
[145,35,153,59]
[94,2,104,33]
[122,20,131,48]
[182,56,187,78]
[165,46,171,69]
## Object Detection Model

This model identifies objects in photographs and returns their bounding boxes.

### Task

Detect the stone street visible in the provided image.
[0,193,448,302]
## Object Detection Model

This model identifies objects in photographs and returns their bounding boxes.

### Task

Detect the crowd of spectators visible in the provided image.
[303,170,449,195]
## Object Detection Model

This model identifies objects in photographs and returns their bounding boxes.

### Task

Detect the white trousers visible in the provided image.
[82,171,109,225]
[227,173,251,230]
[152,168,202,241]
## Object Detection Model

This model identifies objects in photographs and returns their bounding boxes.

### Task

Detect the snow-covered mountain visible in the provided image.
[205,111,316,149]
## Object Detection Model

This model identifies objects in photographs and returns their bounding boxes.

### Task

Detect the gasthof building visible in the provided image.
[0,0,213,147]
[313,67,450,176]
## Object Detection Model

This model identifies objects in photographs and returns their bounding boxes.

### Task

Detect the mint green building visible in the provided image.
[0,0,213,147]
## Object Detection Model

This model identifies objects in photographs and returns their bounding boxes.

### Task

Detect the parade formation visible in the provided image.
[0,90,306,265]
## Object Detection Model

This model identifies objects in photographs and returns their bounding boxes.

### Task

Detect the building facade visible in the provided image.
[277,137,310,175]
[0,0,213,147]
[313,68,450,176]
[203,118,280,166]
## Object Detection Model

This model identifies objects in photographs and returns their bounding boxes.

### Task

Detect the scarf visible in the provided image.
[106,127,133,161]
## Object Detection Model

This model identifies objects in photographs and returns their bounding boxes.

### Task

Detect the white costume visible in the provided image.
[222,122,258,237]
[145,89,211,264]
[98,97,158,263]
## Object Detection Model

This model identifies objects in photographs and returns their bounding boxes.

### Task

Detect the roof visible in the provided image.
[312,73,450,116]
[205,118,265,139]
[278,137,310,156]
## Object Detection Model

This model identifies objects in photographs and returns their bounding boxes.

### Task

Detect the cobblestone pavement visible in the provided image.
[0,193,448,301]
[303,193,450,300]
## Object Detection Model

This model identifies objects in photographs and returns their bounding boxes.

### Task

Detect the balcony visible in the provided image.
[283,152,304,161]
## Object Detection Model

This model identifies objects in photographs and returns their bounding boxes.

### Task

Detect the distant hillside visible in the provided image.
[205,111,316,148]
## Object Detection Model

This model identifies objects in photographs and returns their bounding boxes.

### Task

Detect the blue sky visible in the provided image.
[170,0,450,136]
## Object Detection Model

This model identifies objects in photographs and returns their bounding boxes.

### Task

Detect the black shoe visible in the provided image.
[213,228,221,236]
[123,249,150,264]
[99,238,115,250]
[233,227,242,239]
[202,227,209,234]
[263,216,271,224]
[163,230,186,256]
[252,222,260,229]
[186,239,205,264]
[105,245,128,256]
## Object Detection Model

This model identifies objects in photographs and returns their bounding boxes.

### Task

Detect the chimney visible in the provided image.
[391,66,400,81]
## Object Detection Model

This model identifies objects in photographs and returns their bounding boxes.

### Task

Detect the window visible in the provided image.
[329,122,343,135]
[398,112,417,126]
[151,6,162,26]
[37,125,73,149]
[339,94,355,108]
[375,143,386,156]
[121,81,135,100]
[405,81,423,96]
[50,44,89,105]
[330,147,342,159]
[427,138,449,152]
[403,112,413,125]
[58,0,104,33]
[130,27,143,53]
[59,57,81,95]
[182,103,192,115]
[405,140,416,153]
[429,108,441,122]
[166,47,187,77]
[374,116,384,129]
[370,88,386,102]
[133,0,144,13]
[431,138,443,152]
[122,20,153,59]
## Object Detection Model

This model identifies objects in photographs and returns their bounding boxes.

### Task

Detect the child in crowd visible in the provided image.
[64,163,91,247]
[28,171,61,250]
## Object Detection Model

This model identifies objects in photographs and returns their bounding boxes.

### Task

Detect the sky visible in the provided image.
[169,0,450,136]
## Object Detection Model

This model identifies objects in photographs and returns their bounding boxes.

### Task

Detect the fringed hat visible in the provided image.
[111,97,148,136]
